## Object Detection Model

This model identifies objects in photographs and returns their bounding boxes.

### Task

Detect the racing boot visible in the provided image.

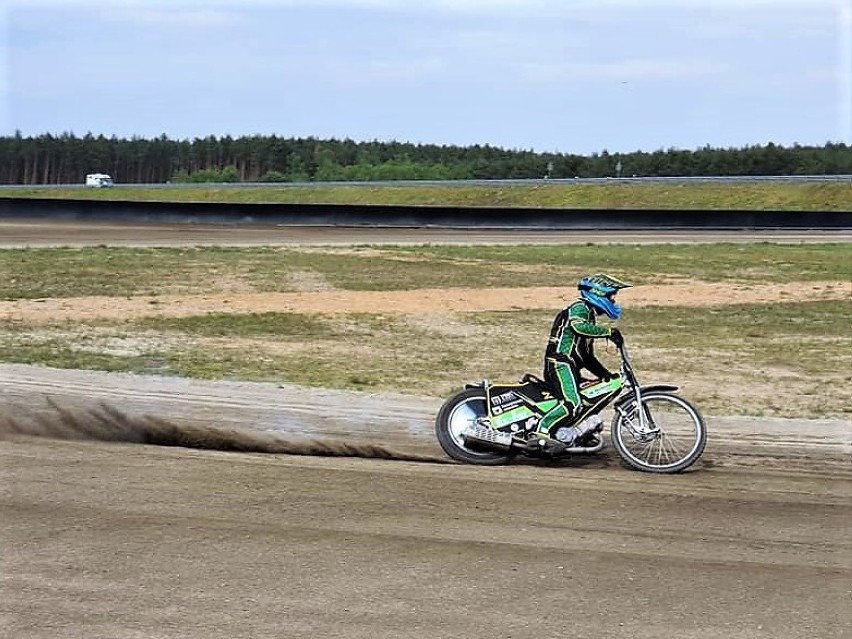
[526,407,577,456]
[524,434,567,456]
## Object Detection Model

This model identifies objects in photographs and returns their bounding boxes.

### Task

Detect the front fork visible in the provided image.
[615,392,660,442]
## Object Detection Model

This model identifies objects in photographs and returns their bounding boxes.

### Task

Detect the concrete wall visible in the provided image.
[1,197,850,229]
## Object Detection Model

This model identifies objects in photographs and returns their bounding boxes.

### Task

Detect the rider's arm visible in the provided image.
[567,305,612,339]
[583,350,613,380]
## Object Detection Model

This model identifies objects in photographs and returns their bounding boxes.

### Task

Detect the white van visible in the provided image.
[85,173,114,187]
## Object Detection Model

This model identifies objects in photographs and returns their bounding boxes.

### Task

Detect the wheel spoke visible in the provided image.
[654,435,664,466]
[662,433,684,460]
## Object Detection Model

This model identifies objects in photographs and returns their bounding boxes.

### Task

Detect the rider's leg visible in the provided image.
[536,360,580,438]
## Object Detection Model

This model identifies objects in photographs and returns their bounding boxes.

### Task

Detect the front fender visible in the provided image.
[614,384,679,408]
[465,379,490,389]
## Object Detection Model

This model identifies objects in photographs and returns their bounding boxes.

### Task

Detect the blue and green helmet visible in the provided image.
[578,273,632,320]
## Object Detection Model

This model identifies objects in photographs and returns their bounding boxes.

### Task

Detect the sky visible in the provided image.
[1,0,851,155]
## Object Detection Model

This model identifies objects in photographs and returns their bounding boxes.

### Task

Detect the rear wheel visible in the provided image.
[435,389,515,465]
[611,392,706,473]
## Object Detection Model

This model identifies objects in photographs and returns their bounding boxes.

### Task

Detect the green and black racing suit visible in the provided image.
[537,298,615,436]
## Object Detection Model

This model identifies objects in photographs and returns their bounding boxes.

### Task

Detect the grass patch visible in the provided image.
[620,301,852,345]
[136,312,333,338]
[5,181,852,210]
[2,243,850,300]
[0,245,516,299]
[0,246,261,299]
[1,301,849,418]
[397,243,852,284]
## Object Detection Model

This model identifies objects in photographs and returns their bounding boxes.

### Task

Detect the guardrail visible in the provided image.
[1,197,850,230]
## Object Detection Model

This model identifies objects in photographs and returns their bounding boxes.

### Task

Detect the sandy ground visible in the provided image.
[2,221,851,639]
[2,281,851,324]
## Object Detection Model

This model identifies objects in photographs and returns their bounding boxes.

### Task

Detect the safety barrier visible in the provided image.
[1,197,850,229]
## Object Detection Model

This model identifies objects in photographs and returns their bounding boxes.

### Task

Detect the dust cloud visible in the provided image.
[0,398,451,464]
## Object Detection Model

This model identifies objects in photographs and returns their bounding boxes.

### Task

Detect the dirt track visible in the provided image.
[2,221,851,639]
[2,218,852,248]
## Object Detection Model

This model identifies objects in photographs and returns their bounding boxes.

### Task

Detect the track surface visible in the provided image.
[2,218,852,247]
[2,221,851,639]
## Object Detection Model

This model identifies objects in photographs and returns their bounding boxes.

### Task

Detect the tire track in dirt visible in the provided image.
[0,398,451,463]
[2,363,849,477]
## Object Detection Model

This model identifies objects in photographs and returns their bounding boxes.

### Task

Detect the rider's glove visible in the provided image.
[609,328,624,347]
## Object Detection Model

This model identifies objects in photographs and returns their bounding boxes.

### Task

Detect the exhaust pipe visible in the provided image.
[463,418,607,455]
[462,423,513,450]
[562,438,606,454]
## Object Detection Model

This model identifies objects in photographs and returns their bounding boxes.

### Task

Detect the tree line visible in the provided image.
[1,131,850,185]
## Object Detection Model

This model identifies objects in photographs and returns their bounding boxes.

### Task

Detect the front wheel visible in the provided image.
[611,392,706,473]
[435,389,515,465]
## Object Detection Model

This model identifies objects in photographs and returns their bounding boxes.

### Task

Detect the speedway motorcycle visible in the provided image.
[435,341,706,473]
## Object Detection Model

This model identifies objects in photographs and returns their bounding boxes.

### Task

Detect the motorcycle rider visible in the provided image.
[531,273,631,451]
